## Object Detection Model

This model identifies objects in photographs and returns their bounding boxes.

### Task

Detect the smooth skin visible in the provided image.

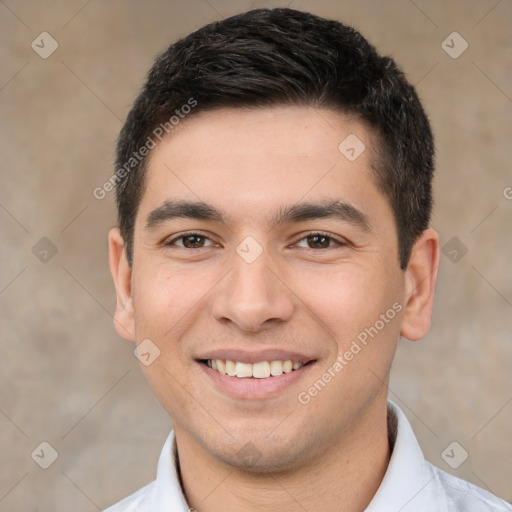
[109,106,439,512]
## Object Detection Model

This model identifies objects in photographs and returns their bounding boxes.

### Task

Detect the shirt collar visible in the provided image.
[151,429,190,512]
[365,400,444,511]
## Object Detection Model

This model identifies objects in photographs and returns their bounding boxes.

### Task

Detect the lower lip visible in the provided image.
[197,361,315,400]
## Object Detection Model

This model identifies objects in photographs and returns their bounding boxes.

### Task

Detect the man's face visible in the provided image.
[116,106,409,471]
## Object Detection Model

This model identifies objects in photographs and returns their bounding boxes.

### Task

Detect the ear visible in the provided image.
[108,227,136,342]
[400,228,440,341]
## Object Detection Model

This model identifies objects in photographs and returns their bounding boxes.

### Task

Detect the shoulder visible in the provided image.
[102,481,155,512]
[425,462,512,511]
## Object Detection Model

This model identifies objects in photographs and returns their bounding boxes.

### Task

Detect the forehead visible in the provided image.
[137,106,391,231]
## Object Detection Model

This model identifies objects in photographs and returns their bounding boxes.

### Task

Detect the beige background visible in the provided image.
[1,0,511,510]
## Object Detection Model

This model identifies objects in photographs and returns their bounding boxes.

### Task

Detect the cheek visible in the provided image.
[131,265,211,418]
[292,262,403,376]
[292,264,386,336]
[131,264,207,339]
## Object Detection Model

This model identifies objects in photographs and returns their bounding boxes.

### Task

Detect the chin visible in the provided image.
[203,430,311,474]
[220,445,306,474]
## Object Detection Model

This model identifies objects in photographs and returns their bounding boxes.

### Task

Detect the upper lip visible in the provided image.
[196,349,315,364]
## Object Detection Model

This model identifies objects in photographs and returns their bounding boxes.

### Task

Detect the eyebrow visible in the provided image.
[145,199,371,232]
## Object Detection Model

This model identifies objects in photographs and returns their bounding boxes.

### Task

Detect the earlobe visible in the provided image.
[108,227,136,342]
[400,228,440,341]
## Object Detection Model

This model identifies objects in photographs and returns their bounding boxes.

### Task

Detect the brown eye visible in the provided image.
[295,232,343,249]
[181,235,206,248]
[306,234,332,249]
[165,232,215,249]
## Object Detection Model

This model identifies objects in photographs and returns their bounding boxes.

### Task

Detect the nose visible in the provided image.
[210,247,295,333]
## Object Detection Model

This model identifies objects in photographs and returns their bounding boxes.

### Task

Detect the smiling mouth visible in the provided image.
[199,359,314,379]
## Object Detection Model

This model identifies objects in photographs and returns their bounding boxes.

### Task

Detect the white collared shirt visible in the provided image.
[104,401,512,511]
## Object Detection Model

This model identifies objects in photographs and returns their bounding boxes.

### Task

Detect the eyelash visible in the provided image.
[163,231,346,250]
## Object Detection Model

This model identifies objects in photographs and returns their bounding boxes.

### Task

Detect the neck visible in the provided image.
[174,397,391,512]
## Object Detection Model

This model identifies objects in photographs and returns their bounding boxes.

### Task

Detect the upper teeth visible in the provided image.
[206,359,305,378]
